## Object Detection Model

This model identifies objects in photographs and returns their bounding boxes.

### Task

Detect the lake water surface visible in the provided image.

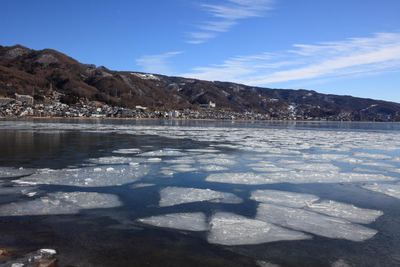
[0,119,400,267]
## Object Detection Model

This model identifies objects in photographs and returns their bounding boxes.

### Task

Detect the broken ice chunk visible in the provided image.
[307,200,383,224]
[159,187,242,207]
[206,173,274,185]
[353,152,392,160]
[207,212,310,246]
[256,204,378,242]
[13,165,148,187]
[113,148,141,154]
[0,167,34,178]
[0,192,121,216]
[362,183,400,200]
[251,190,319,208]
[138,212,208,231]
[139,149,186,157]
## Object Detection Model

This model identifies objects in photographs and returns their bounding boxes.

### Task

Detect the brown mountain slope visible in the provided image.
[1,44,399,121]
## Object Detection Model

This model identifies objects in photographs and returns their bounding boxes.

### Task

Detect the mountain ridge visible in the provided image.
[1,44,399,121]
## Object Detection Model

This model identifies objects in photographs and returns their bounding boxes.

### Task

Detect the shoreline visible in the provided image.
[1,116,400,124]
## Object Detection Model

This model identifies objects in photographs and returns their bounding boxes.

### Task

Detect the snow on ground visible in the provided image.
[138,212,208,231]
[0,192,121,216]
[159,187,242,207]
[207,212,310,245]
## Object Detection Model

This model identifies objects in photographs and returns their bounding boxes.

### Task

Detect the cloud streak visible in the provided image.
[187,0,274,44]
[136,51,182,74]
[181,32,400,86]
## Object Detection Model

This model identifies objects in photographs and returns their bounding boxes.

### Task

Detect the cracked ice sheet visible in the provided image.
[256,204,378,242]
[13,165,148,187]
[0,167,34,179]
[251,190,319,208]
[307,200,383,224]
[138,212,208,231]
[113,148,141,154]
[362,183,400,200]
[0,192,121,216]
[139,149,187,157]
[251,190,382,224]
[159,187,242,207]
[207,212,310,246]
[206,171,394,185]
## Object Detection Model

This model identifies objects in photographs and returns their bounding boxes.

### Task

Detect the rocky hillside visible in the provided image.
[1,44,399,121]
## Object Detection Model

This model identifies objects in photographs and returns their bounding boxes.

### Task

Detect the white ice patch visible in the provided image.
[256,204,378,241]
[159,187,242,207]
[139,149,186,157]
[251,190,319,208]
[206,173,274,185]
[362,183,400,200]
[131,183,155,189]
[88,156,139,164]
[353,152,392,160]
[138,212,208,231]
[168,164,197,172]
[0,192,121,216]
[13,165,148,187]
[197,156,236,166]
[208,171,394,185]
[207,212,310,246]
[113,148,141,154]
[199,165,229,172]
[307,200,383,224]
[0,167,34,178]
[186,148,219,153]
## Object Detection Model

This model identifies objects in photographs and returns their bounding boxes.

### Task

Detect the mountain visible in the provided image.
[1,44,399,121]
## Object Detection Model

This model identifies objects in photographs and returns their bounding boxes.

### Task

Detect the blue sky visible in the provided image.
[1,0,400,102]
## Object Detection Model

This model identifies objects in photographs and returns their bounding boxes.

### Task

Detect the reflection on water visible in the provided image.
[0,119,399,267]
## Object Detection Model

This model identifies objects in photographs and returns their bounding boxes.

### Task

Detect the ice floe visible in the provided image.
[0,167,34,178]
[307,200,383,224]
[362,183,400,200]
[13,165,148,187]
[256,204,378,241]
[0,192,121,216]
[207,171,394,185]
[251,190,383,224]
[138,212,208,231]
[113,148,141,154]
[88,156,139,165]
[206,173,274,185]
[139,149,186,157]
[159,187,242,207]
[207,212,310,245]
[251,190,319,208]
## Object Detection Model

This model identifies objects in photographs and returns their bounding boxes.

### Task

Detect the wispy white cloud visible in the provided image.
[136,51,182,74]
[181,32,400,86]
[187,0,274,44]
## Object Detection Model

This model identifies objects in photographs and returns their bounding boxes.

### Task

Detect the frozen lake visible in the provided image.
[0,119,400,266]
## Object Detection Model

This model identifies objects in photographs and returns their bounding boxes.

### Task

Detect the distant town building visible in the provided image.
[199,101,216,109]
[15,93,34,105]
[135,105,148,111]
[0,97,14,106]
